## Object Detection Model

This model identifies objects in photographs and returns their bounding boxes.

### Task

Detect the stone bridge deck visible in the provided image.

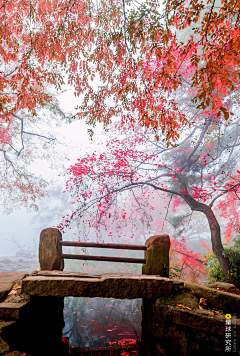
[21,271,176,299]
[19,271,240,316]
[1,271,240,315]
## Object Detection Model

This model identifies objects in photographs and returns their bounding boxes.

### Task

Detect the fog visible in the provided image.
[0,88,215,348]
[0,83,213,261]
[0,87,106,257]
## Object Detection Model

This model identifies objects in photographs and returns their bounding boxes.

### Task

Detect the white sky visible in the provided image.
[0,87,108,256]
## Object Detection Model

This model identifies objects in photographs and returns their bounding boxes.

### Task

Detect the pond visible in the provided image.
[63,297,142,348]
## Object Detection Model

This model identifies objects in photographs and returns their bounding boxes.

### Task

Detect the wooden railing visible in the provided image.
[60,241,147,264]
[39,228,171,277]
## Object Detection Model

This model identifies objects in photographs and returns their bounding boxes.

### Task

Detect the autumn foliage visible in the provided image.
[2,0,240,281]
[1,0,240,141]
[58,108,240,286]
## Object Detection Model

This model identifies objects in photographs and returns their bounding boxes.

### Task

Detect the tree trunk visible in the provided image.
[181,191,237,286]
[203,205,236,285]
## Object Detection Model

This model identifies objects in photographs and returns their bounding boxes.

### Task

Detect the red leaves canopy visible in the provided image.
[1,0,240,144]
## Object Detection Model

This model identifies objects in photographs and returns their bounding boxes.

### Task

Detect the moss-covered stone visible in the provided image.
[183,280,240,315]
[156,292,199,309]
[148,302,240,355]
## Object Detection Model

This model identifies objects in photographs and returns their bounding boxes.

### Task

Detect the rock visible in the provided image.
[171,307,228,332]
[4,292,30,304]
[0,335,10,354]
[4,279,30,304]
[39,228,64,271]
[146,298,240,356]
[142,235,170,277]
[156,291,199,310]
[0,273,29,303]
[183,280,240,315]
[207,282,237,291]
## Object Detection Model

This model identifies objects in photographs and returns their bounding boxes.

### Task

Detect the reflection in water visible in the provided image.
[63,297,142,348]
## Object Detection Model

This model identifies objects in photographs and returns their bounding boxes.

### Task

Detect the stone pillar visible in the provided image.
[22,296,66,356]
[35,229,66,355]
[39,228,64,271]
[142,235,170,277]
[141,235,171,356]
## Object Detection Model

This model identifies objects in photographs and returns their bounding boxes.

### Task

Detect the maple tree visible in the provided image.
[216,180,240,244]
[169,237,207,283]
[2,0,240,282]
[59,96,240,286]
[0,102,68,212]
[1,0,240,209]
[1,0,240,139]
[0,0,67,211]
[56,0,240,284]
[63,0,240,143]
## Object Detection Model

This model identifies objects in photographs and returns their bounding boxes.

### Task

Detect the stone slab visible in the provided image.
[0,301,29,321]
[172,307,240,333]
[20,271,240,314]
[207,282,237,291]
[0,273,29,303]
[0,320,16,329]
[22,271,175,299]
[184,280,240,315]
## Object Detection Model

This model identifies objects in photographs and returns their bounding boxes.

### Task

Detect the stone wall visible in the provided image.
[0,273,66,356]
[142,282,240,356]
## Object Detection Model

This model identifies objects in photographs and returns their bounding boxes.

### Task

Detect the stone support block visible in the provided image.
[39,228,64,271]
[142,235,170,277]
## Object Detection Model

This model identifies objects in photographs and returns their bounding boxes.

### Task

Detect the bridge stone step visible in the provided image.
[0,273,28,303]
[0,301,29,321]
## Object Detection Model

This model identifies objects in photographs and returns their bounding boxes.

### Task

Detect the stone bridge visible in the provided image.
[0,229,240,356]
